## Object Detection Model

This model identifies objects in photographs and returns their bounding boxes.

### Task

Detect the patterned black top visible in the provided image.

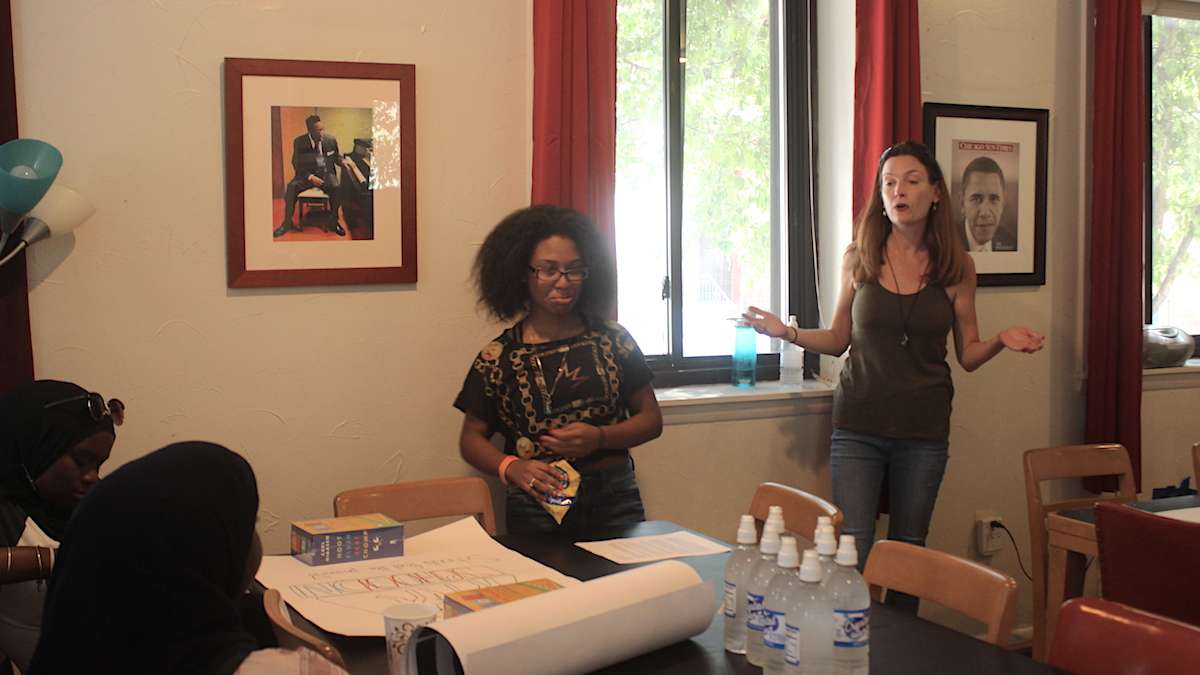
[454,320,653,465]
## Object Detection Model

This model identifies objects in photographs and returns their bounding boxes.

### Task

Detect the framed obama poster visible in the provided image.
[224,58,416,288]
[923,103,1048,287]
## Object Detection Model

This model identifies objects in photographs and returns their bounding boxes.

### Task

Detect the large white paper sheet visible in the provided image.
[412,560,716,675]
[575,530,730,564]
[255,517,579,636]
[1160,506,1200,523]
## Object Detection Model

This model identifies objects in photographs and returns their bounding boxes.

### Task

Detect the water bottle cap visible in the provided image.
[817,516,832,528]
[736,515,757,544]
[799,549,823,582]
[816,533,837,556]
[760,525,782,554]
[777,536,800,567]
[787,315,799,329]
[835,534,858,566]
[768,505,783,518]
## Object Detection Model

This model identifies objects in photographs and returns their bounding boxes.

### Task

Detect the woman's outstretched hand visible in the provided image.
[999,327,1045,353]
[742,306,788,339]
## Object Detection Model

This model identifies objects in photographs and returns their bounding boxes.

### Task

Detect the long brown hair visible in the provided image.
[851,141,966,287]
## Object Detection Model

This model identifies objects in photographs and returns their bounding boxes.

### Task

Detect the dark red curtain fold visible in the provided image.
[852,0,923,225]
[530,0,617,243]
[0,0,34,395]
[854,0,922,515]
[1086,0,1145,491]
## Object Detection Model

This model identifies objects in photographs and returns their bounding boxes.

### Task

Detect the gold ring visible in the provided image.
[528,477,536,490]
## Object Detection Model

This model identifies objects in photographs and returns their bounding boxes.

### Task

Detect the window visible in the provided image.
[1145,14,1200,355]
[615,0,816,385]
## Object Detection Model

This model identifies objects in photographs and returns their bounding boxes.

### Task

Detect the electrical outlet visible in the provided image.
[975,510,1003,556]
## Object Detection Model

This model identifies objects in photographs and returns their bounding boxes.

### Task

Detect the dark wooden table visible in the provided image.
[311,520,1062,674]
[1044,494,1200,653]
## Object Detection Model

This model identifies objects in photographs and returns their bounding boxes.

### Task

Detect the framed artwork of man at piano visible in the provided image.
[224,58,417,288]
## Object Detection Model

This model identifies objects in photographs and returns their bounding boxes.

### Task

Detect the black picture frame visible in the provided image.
[923,102,1048,287]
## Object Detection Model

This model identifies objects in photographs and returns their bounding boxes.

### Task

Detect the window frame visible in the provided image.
[1143,15,1200,357]
[629,0,819,387]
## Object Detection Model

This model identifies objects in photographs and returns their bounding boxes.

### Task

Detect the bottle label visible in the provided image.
[763,608,787,649]
[722,580,736,618]
[834,607,870,648]
[746,592,766,632]
[784,623,800,666]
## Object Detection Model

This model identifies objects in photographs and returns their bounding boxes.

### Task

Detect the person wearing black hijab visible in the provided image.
[30,442,261,674]
[0,379,122,671]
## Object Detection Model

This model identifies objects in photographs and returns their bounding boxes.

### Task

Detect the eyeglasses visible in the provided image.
[43,392,125,427]
[528,265,589,283]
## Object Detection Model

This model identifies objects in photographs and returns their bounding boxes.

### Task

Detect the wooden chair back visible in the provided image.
[863,539,1017,646]
[1022,443,1136,659]
[748,482,841,542]
[1048,598,1200,675]
[263,588,347,668]
[1192,442,1200,488]
[0,546,54,585]
[334,476,497,535]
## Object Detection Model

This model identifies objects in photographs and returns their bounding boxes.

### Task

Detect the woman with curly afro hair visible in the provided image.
[454,205,662,535]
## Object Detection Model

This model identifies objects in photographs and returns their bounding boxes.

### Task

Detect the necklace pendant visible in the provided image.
[900,334,909,346]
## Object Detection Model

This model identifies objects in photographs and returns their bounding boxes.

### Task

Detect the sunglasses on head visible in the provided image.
[43,392,125,427]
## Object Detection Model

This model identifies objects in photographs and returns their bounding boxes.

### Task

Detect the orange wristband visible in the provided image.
[498,455,518,485]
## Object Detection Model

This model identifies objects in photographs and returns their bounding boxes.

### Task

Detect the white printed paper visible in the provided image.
[412,560,716,675]
[255,517,578,636]
[574,530,730,564]
[1160,506,1200,524]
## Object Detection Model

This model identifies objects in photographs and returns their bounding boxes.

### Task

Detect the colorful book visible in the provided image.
[290,513,405,566]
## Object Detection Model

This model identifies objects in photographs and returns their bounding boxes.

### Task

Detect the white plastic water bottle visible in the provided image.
[815,525,838,582]
[780,315,805,385]
[826,534,869,675]
[724,515,761,654]
[787,549,833,675]
[763,537,802,675]
[745,524,782,666]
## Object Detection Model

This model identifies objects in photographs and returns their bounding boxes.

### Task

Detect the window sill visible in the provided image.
[1143,358,1200,391]
[655,380,834,425]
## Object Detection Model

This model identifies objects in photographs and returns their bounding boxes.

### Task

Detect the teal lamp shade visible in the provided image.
[0,138,63,215]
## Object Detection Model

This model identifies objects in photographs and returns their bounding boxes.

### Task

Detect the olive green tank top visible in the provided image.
[833,282,955,440]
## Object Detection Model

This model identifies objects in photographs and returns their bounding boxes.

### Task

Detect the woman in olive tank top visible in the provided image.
[743,142,1043,612]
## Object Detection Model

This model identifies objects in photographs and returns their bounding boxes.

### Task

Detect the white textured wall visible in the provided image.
[13,0,532,551]
[919,0,1090,634]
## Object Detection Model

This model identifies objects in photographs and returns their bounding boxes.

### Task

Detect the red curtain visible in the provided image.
[530,0,617,243]
[1086,0,1144,491]
[852,0,923,224]
[0,0,33,395]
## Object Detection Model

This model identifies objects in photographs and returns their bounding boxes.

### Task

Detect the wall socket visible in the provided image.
[975,510,1004,556]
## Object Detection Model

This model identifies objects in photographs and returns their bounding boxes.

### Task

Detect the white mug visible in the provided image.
[383,603,439,675]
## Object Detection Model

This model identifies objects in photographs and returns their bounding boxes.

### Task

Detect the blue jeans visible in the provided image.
[830,428,949,612]
[505,457,645,536]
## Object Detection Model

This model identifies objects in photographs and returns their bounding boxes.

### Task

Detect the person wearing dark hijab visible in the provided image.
[0,379,122,671]
[28,442,347,675]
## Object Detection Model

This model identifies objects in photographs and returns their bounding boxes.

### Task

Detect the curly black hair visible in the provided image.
[472,204,616,322]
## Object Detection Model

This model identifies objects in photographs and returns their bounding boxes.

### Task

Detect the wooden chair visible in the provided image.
[1192,442,1199,487]
[1048,598,1200,675]
[263,588,346,667]
[1096,501,1200,626]
[748,482,841,542]
[334,476,497,535]
[1023,443,1136,660]
[862,540,1017,646]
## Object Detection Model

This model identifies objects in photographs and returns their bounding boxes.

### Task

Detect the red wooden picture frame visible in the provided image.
[224,57,417,288]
